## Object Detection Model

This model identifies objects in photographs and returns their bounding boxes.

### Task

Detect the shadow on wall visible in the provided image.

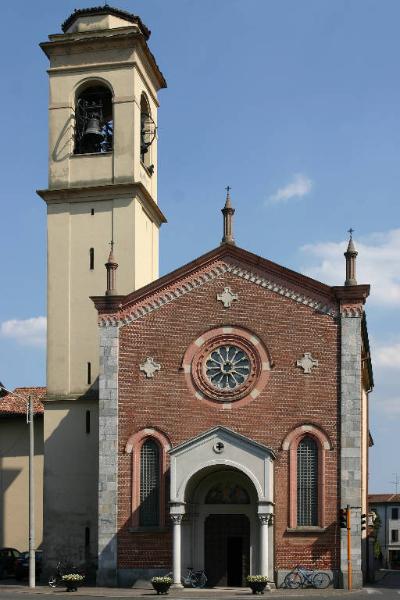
[98,468,173,587]
[0,464,21,547]
[0,415,44,550]
[42,384,99,582]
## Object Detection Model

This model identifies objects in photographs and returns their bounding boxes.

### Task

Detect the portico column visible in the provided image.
[171,515,183,587]
[258,515,270,578]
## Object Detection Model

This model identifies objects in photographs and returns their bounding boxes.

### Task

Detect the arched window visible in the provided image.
[140,94,156,170]
[75,84,113,154]
[282,424,332,529]
[139,439,160,526]
[297,436,318,526]
[125,428,170,529]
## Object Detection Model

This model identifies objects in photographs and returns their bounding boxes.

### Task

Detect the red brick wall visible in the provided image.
[117,271,340,571]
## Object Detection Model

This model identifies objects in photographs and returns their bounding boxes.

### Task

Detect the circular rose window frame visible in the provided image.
[183,326,271,407]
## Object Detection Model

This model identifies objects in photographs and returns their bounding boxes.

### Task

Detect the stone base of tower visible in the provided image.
[340,570,364,589]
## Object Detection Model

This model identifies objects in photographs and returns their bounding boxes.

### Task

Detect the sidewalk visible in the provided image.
[0,584,363,598]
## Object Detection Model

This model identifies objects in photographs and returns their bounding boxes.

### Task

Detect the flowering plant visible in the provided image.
[246,575,270,583]
[62,574,85,582]
[151,576,173,585]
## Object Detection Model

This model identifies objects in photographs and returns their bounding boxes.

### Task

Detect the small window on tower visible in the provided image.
[74,84,113,155]
[140,93,156,172]
[86,410,91,434]
[89,248,94,270]
[87,362,92,385]
[91,208,95,216]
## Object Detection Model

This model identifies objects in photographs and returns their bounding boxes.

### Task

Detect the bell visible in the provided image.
[82,116,104,148]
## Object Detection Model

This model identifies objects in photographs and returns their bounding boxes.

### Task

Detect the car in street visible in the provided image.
[15,551,42,581]
[0,548,21,578]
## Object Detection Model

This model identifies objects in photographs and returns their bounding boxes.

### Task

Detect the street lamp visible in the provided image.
[0,383,36,588]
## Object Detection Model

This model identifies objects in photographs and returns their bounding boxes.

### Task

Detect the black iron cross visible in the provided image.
[348,228,354,239]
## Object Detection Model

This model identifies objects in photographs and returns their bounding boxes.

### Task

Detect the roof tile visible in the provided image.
[0,387,45,416]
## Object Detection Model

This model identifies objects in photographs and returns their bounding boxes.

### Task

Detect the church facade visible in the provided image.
[92,211,373,588]
[38,5,373,590]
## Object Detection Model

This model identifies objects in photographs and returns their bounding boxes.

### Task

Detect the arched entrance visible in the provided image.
[186,467,255,587]
[168,427,275,587]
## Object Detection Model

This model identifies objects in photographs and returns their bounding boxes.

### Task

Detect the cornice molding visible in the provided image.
[37,182,167,226]
[97,259,338,327]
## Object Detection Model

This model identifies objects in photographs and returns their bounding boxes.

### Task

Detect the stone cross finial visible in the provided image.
[221,186,235,245]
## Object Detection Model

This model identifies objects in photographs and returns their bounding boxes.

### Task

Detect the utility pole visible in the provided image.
[28,395,36,588]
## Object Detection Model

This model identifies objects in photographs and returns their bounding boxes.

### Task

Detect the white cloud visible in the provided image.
[300,228,400,307]
[373,341,400,369]
[268,173,313,204]
[0,317,47,347]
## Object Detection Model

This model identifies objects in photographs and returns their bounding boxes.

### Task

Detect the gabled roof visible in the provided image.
[0,387,45,416]
[169,426,276,458]
[92,242,369,327]
[369,494,400,504]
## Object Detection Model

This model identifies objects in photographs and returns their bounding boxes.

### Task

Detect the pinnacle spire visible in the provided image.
[105,241,118,295]
[221,186,235,245]
[344,228,358,286]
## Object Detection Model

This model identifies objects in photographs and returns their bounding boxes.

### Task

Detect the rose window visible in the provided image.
[186,327,270,404]
[205,345,251,389]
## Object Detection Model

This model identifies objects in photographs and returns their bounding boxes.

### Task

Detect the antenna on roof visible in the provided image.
[390,473,400,494]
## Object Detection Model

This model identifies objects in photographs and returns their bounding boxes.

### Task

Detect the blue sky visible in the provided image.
[0,0,399,493]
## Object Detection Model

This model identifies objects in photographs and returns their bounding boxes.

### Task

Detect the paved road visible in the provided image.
[0,571,397,600]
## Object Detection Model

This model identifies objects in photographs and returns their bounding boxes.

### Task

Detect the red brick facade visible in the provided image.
[108,247,341,576]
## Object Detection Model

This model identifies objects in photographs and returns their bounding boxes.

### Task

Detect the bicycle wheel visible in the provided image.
[48,575,58,588]
[312,572,330,589]
[284,572,303,589]
[197,572,207,588]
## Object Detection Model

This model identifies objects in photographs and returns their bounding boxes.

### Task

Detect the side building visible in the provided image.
[369,494,400,569]
[0,387,44,553]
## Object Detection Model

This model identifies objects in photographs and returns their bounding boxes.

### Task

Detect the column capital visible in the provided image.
[170,514,183,525]
[258,513,272,525]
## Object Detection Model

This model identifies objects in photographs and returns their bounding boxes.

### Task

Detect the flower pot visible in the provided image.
[151,581,171,595]
[65,581,79,592]
[248,581,267,594]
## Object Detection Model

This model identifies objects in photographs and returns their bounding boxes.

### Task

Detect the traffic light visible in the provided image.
[361,513,367,530]
[339,508,347,528]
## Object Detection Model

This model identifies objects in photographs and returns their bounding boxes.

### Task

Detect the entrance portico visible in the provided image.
[169,427,275,586]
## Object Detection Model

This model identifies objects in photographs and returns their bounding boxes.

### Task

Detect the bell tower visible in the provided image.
[37,5,166,567]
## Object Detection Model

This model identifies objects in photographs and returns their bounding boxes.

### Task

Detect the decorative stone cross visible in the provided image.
[213,441,225,453]
[296,352,318,374]
[217,287,238,308]
[140,357,161,378]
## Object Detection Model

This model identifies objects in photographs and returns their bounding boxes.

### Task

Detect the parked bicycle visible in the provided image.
[167,567,207,588]
[284,565,331,589]
[182,567,207,588]
[48,560,85,588]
